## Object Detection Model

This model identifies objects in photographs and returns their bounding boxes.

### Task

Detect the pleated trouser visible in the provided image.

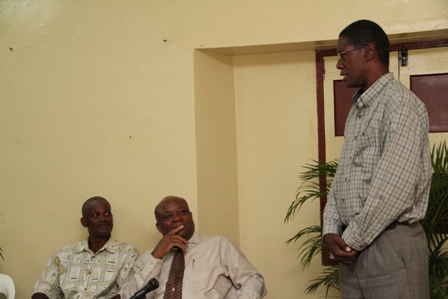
[339,222,429,299]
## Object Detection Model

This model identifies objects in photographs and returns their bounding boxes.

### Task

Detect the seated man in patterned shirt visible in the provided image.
[32,196,139,299]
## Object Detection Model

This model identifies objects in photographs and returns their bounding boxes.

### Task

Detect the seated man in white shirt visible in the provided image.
[121,195,267,299]
[32,196,139,299]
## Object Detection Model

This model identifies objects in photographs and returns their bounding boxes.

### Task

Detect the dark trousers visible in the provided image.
[339,222,429,299]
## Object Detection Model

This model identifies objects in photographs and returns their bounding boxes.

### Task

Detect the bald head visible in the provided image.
[80,196,113,239]
[155,196,187,219]
[82,196,110,218]
[154,195,195,240]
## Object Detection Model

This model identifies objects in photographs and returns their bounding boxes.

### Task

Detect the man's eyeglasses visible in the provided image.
[337,44,367,61]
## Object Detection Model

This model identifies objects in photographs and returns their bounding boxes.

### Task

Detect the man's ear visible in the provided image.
[156,223,162,233]
[80,217,87,228]
[364,43,376,61]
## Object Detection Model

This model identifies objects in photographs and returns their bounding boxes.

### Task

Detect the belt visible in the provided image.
[385,220,408,230]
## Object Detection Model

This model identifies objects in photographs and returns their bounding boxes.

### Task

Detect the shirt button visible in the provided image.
[354,136,357,140]
[358,115,362,119]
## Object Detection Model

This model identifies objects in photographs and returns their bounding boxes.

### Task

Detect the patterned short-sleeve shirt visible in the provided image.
[33,237,138,299]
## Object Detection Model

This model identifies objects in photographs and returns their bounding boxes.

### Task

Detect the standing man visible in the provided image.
[323,20,432,299]
[32,196,139,299]
[121,195,266,299]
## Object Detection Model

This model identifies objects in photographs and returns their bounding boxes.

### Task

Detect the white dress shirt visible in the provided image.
[121,232,266,299]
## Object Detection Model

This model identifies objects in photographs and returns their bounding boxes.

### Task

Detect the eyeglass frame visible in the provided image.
[337,44,368,61]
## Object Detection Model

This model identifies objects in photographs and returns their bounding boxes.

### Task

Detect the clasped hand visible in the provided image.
[323,233,358,265]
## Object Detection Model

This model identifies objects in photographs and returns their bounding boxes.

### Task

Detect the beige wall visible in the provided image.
[1,1,447,298]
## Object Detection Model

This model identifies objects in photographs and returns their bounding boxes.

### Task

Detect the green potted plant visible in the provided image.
[422,141,448,299]
[285,141,448,299]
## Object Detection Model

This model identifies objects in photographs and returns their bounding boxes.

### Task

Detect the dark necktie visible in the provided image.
[163,249,185,299]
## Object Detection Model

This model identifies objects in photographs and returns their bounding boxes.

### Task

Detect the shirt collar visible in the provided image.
[184,232,200,253]
[352,72,394,110]
[74,237,117,254]
[188,232,199,245]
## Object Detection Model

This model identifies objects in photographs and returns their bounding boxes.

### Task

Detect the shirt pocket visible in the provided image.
[187,260,214,282]
[352,129,374,168]
[185,260,232,296]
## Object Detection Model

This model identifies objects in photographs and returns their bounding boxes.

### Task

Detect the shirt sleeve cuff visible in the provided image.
[342,223,369,251]
[134,252,163,287]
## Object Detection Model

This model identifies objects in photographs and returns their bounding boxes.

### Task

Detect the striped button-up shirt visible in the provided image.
[323,72,432,251]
